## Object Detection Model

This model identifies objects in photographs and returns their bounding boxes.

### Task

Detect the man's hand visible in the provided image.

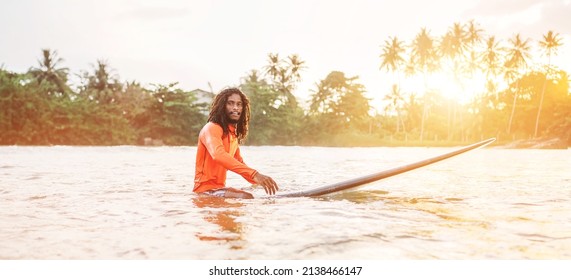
[253,173,279,195]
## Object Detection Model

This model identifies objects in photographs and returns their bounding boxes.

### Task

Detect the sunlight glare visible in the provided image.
[397,72,487,105]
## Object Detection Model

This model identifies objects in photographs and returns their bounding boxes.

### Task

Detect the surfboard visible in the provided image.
[277,138,495,198]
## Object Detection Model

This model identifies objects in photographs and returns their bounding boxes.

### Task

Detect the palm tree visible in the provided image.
[284,54,306,108]
[263,53,305,108]
[380,36,406,73]
[264,53,280,79]
[81,59,121,104]
[383,84,406,133]
[380,36,407,135]
[439,23,465,61]
[309,78,336,115]
[287,54,305,83]
[460,20,484,141]
[411,27,439,142]
[534,30,563,138]
[28,49,69,97]
[505,33,531,136]
[242,69,263,85]
[464,20,485,90]
[480,36,504,100]
[465,20,484,48]
[439,22,466,140]
[92,60,115,91]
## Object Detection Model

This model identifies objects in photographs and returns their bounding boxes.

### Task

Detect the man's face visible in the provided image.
[225,93,243,124]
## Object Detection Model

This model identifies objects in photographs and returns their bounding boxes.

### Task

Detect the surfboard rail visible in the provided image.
[277,138,496,198]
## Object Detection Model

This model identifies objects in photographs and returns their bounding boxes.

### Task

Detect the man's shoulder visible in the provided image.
[203,122,222,129]
[201,122,223,134]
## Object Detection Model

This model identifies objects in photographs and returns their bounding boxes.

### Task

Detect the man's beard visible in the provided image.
[226,115,240,124]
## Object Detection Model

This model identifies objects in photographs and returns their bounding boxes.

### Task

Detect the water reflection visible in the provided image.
[192,195,246,247]
[321,189,390,203]
[323,190,472,223]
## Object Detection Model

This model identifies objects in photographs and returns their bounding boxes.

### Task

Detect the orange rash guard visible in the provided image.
[193,122,257,193]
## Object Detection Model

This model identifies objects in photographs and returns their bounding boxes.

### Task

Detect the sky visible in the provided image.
[1,0,571,110]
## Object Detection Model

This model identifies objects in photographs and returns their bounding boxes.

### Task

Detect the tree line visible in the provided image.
[1,21,570,146]
[379,21,570,146]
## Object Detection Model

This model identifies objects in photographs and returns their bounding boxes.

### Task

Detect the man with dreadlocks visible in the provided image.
[193,87,279,199]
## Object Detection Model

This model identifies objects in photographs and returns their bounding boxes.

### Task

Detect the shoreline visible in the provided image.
[1,138,568,149]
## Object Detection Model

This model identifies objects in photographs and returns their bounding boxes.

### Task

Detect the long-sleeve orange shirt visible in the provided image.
[193,122,257,193]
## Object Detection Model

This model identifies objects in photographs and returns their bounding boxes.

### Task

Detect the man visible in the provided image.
[194,87,279,199]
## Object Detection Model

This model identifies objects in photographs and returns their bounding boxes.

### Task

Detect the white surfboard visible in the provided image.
[277,138,495,198]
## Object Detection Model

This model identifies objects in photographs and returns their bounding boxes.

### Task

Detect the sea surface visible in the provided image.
[1,144,570,259]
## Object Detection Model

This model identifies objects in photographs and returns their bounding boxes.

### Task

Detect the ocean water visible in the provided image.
[1,145,570,259]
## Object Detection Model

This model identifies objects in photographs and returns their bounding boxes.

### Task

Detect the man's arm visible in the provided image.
[201,124,257,181]
[235,144,279,195]
[234,145,245,164]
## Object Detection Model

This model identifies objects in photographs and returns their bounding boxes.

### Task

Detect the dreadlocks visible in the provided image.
[208,87,250,143]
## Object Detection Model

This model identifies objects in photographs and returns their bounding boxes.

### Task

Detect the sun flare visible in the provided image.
[395,72,488,105]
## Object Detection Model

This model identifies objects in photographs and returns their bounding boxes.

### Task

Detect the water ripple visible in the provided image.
[1,146,570,259]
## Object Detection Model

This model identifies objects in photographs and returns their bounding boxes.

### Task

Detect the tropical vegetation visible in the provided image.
[1,21,570,147]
